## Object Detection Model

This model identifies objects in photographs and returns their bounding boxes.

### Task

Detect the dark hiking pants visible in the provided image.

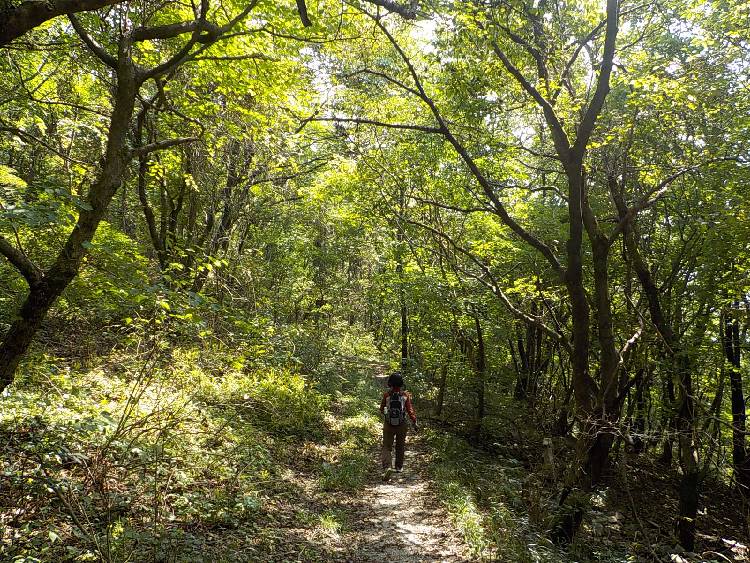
[381,421,408,470]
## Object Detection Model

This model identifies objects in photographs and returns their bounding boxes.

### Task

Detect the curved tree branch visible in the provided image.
[571,0,619,158]
[403,212,571,353]
[367,14,565,276]
[68,13,117,69]
[0,234,42,286]
[0,0,122,47]
[131,136,199,157]
[312,115,442,134]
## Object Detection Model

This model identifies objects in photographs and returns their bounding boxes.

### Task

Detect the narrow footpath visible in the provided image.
[332,442,471,562]
[325,369,471,562]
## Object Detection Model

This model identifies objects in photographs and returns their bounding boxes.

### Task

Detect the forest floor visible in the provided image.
[326,366,469,563]
[253,364,750,563]
[334,444,469,562]
[329,370,469,561]
[2,342,750,562]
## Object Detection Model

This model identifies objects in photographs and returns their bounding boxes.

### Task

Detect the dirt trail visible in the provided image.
[324,370,470,562]
[334,443,471,562]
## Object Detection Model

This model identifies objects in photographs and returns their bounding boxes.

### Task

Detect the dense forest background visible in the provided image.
[1,0,750,561]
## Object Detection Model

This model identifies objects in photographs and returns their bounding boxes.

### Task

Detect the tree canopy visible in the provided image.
[2,0,750,560]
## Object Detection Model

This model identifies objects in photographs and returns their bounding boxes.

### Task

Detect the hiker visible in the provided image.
[380,371,418,480]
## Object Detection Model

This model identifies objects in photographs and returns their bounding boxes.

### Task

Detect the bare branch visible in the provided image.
[365,0,419,19]
[498,22,550,94]
[409,194,491,214]
[404,213,571,353]
[296,0,312,27]
[620,323,643,360]
[131,20,218,42]
[0,0,123,47]
[340,68,421,97]
[608,157,742,244]
[313,116,443,133]
[551,19,607,103]
[368,14,565,276]
[488,38,570,158]
[572,0,619,158]
[143,0,261,81]
[191,53,276,62]
[0,124,94,167]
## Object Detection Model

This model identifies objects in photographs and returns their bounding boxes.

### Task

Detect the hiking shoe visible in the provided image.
[395,467,403,473]
[382,468,393,481]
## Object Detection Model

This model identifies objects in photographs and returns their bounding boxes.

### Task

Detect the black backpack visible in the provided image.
[387,391,406,426]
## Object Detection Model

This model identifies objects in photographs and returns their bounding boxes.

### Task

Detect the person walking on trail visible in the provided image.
[380,371,418,481]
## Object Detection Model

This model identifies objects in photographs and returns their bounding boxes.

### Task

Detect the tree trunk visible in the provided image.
[400,292,408,370]
[474,313,486,434]
[0,0,123,46]
[723,311,750,488]
[0,50,138,390]
[512,314,545,402]
[631,367,647,453]
[614,189,700,551]
[136,110,167,268]
[659,372,675,465]
[675,354,699,550]
[564,165,595,421]
[564,163,606,487]
[512,330,530,400]
[396,187,408,372]
[578,223,622,484]
[435,349,451,418]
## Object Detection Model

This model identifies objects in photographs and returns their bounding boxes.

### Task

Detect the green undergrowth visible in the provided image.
[424,411,641,563]
[318,375,383,492]
[2,335,646,563]
[0,330,390,562]
[425,430,570,562]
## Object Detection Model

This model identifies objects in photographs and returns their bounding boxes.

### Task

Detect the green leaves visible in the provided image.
[0,165,27,191]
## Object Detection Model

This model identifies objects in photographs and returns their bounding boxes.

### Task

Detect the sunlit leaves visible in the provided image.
[0,166,27,192]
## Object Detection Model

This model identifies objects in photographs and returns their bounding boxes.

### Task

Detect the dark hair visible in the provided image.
[387,372,404,388]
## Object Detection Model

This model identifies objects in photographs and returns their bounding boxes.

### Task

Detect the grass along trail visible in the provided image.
[5,346,747,561]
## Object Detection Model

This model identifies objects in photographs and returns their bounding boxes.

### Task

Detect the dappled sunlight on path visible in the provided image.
[334,444,470,562]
